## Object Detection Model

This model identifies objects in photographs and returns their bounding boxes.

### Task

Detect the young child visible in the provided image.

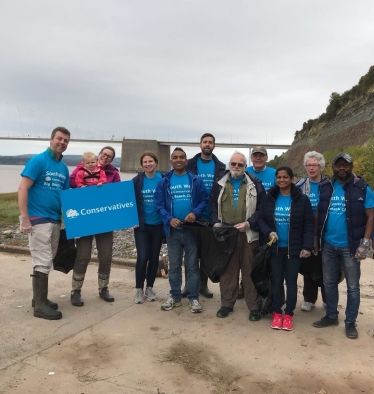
[74,152,107,187]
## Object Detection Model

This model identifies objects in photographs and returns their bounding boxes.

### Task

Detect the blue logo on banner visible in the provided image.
[61,181,139,239]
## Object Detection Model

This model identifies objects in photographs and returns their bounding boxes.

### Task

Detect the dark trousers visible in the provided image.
[134,224,164,289]
[220,234,261,311]
[271,248,302,316]
[303,276,326,304]
[74,232,113,276]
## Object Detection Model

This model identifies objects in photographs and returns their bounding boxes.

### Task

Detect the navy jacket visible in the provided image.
[132,171,163,230]
[317,175,368,256]
[187,153,226,189]
[154,169,209,236]
[258,183,314,257]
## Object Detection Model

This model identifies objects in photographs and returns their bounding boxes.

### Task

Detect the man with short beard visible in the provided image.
[210,152,265,321]
[186,133,226,298]
[313,153,374,339]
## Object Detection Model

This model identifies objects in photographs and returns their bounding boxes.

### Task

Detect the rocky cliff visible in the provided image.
[279,66,374,174]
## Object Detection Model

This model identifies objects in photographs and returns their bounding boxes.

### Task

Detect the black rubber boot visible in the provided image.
[181,268,188,298]
[31,269,58,309]
[32,271,62,320]
[71,290,84,306]
[99,287,115,302]
[199,269,213,298]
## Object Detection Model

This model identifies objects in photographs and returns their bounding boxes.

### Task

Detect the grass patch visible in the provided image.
[0,192,19,226]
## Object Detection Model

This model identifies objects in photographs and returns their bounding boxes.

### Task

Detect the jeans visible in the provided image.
[167,227,200,301]
[271,248,302,316]
[322,242,361,324]
[134,224,164,288]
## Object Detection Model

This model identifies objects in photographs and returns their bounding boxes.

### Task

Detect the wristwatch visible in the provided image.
[362,238,370,247]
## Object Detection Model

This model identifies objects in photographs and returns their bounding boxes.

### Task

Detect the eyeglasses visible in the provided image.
[230,162,245,168]
[305,164,320,168]
[333,162,351,169]
[100,152,113,160]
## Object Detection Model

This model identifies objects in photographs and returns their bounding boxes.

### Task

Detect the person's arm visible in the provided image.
[154,180,173,226]
[70,166,80,188]
[363,208,374,240]
[112,169,121,183]
[191,178,209,219]
[247,181,266,231]
[75,170,85,187]
[98,168,107,184]
[18,176,34,233]
[210,183,219,225]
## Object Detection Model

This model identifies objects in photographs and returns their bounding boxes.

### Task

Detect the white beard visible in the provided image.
[230,170,244,179]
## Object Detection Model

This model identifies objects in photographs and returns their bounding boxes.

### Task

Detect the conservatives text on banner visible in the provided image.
[61,181,139,239]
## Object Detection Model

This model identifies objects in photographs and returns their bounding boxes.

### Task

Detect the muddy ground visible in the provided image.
[1,252,374,394]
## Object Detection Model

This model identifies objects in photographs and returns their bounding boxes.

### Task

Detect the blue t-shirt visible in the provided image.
[170,172,192,221]
[142,172,163,225]
[246,166,276,191]
[324,181,374,247]
[275,194,291,247]
[21,148,70,221]
[308,181,320,215]
[197,157,215,221]
[231,177,244,210]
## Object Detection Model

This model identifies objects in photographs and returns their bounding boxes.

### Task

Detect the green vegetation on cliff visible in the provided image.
[294,66,374,142]
[269,134,374,187]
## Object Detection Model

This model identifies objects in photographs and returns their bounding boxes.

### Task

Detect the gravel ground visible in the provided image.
[0,224,140,260]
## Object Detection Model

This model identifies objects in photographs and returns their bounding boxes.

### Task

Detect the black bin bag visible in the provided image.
[185,224,238,283]
[53,229,77,274]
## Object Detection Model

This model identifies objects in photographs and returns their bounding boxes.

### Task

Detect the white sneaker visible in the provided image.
[161,296,181,311]
[135,288,145,304]
[145,287,156,301]
[301,301,315,312]
[190,299,202,313]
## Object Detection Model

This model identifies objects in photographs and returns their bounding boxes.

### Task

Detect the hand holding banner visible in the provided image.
[61,181,139,239]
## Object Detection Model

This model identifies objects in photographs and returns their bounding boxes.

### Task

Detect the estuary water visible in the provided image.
[0,165,136,193]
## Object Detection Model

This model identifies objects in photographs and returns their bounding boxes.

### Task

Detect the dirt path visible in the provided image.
[1,253,374,393]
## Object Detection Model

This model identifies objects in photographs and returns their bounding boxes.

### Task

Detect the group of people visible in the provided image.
[18,127,374,340]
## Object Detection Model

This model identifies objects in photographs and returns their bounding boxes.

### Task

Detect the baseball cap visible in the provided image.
[251,146,267,155]
[332,153,353,165]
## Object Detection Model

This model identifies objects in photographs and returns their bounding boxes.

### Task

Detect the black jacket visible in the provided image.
[187,153,226,193]
[258,183,314,257]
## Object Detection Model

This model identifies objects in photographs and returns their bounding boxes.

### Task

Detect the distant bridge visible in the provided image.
[0,136,290,150]
[0,136,290,172]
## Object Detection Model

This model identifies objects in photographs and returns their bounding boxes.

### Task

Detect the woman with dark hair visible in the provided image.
[69,146,120,306]
[132,151,164,304]
[258,166,314,330]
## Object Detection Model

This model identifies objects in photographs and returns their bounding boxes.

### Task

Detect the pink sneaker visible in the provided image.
[271,312,283,329]
[282,314,293,331]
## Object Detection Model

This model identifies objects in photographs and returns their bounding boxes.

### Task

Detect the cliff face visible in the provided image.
[284,94,374,173]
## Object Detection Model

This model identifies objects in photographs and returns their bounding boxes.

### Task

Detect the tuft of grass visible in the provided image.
[0,192,19,226]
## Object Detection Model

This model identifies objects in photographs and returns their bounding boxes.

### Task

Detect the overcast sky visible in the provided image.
[1,0,374,164]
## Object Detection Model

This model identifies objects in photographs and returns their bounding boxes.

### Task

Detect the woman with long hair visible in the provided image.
[258,166,314,330]
[69,146,120,306]
[132,151,164,304]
